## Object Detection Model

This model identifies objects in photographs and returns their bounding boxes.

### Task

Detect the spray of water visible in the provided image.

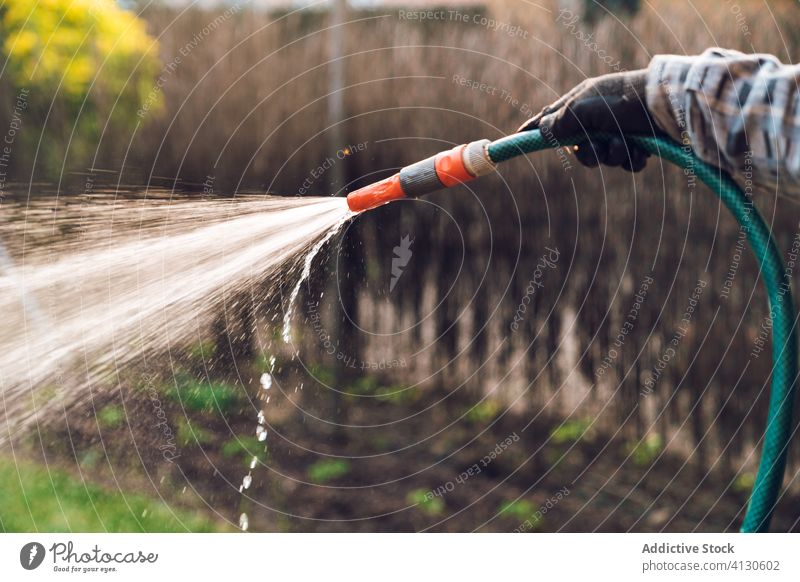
[281,218,349,344]
[0,193,352,441]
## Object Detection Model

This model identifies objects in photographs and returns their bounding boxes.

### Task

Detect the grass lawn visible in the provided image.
[0,455,225,532]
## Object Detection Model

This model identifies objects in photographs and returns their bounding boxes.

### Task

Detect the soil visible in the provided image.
[23,359,800,534]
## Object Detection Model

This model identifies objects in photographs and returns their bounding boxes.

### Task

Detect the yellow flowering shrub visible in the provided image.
[1,0,162,171]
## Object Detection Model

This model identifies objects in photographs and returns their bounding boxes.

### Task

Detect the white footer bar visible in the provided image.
[1,533,797,581]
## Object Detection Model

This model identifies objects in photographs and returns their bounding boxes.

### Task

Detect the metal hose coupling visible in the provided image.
[346,139,495,212]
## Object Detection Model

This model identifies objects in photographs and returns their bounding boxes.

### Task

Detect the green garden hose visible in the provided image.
[346,129,797,531]
[489,130,798,533]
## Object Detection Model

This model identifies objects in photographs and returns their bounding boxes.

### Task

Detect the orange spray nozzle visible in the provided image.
[346,174,406,213]
[345,139,496,213]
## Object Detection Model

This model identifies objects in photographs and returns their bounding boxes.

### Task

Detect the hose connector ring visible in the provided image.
[462,139,496,177]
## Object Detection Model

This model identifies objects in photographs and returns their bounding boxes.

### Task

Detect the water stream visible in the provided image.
[0,192,352,441]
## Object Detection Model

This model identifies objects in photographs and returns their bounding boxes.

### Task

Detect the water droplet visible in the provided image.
[243,474,252,489]
[257,410,265,424]
[239,513,249,531]
[269,355,276,370]
[256,425,267,441]
[250,456,258,469]
[260,373,272,390]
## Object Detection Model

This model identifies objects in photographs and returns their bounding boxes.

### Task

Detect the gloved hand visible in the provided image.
[518,69,664,172]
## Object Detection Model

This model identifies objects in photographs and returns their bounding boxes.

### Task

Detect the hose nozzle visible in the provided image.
[346,139,496,213]
[345,174,405,213]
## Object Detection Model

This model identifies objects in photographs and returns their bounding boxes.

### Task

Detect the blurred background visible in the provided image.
[1,0,800,532]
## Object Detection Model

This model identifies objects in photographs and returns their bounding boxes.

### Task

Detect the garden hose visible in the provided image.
[346,130,798,532]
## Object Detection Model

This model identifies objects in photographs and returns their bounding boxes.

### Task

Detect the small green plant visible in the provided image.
[309,364,335,386]
[375,385,414,405]
[465,400,500,424]
[407,488,445,516]
[97,405,125,429]
[626,433,663,466]
[35,385,60,410]
[498,499,535,521]
[549,417,593,444]
[187,341,216,362]
[221,436,267,466]
[176,419,215,447]
[78,449,101,470]
[733,471,756,494]
[307,459,350,484]
[345,376,378,396]
[344,377,415,404]
[167,376,242,415]
[370,435,392,451]
[254,353,278,373]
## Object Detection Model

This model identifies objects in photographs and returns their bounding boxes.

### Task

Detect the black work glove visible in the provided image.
[518,69,664,172]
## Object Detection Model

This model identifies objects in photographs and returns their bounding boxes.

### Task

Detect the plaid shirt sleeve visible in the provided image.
[645,48,800,198]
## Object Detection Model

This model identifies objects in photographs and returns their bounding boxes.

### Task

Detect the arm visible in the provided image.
[647,48,800,198]
[520,48,800,197]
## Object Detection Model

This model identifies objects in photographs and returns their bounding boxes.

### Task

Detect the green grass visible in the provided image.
[166,375,242,415]
[307,459,350,484]
[0,456,224,532]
